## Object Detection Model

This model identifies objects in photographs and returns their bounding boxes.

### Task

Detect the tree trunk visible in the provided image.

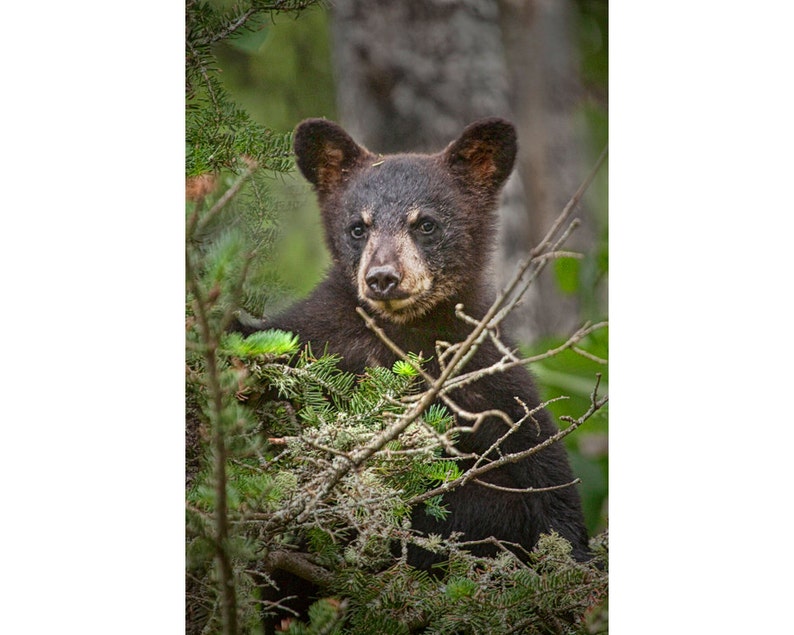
[329,0,596,342]
[500,0,596,339]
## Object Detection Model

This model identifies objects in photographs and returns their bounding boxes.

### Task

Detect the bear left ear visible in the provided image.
[442,118,517,193]
[294,119,371,197]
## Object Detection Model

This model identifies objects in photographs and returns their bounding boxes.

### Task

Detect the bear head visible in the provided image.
[293,118,517,324]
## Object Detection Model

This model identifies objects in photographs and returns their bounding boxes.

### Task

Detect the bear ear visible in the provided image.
[294,119,370,196]
[442,118,517,193]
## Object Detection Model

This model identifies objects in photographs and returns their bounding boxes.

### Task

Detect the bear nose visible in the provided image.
[365,265,401,297]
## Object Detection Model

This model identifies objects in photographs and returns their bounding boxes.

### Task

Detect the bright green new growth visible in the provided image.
[221,329,300,358]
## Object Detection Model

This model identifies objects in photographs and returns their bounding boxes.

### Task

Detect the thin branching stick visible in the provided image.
[408,374,607,506]
[442,321,608,393]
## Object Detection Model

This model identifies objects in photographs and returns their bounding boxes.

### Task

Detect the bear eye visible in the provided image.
[418,219,436,235]
[350,223,367,239]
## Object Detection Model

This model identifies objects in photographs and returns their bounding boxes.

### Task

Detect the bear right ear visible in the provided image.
[294,119,370,196]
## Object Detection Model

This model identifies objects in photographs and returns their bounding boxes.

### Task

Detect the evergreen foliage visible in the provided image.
[185,3,608,634]
[186,0,323,176]
[187,321,609,633]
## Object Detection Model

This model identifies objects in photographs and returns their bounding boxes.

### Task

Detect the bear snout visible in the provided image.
[365,265,402,298]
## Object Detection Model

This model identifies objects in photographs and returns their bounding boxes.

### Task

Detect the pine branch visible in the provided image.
[186,257,239,635]
[189,0,323,49]
[185,2,318,175]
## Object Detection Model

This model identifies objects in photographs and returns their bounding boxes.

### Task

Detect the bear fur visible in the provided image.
[241,117,590,615]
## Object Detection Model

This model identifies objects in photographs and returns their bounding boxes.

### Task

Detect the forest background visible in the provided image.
[3,1,794,634]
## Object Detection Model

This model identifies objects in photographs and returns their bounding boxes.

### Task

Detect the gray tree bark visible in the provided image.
[329,0,597,342]
[500,0,596,338]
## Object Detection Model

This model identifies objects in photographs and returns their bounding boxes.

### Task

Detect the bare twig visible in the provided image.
[487,143,608,331]
[408,374,607,507]
[454,536,534,563]
[572,346,609,365]
[442,321,608,393]
[471,477,581,494]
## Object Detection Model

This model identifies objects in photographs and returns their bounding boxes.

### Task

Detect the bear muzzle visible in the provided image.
[358,263,433,321]
[356,231,434,321]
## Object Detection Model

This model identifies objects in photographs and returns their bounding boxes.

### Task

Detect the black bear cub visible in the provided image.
[248,117,589,569]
